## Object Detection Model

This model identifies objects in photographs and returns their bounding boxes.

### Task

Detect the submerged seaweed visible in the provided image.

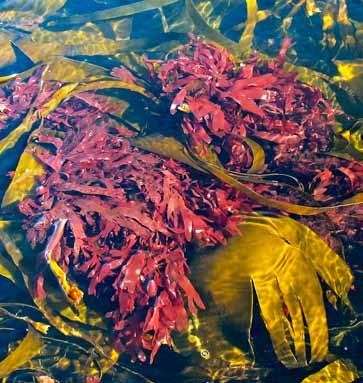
[0,0,362,381]
[0,37,360,369]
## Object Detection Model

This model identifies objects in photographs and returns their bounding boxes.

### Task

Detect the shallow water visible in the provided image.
[0,1,362,382]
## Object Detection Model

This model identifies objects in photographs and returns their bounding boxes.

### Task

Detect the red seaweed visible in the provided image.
[147,35,335,174]
[17,93,250,362]
[2,35,362,363]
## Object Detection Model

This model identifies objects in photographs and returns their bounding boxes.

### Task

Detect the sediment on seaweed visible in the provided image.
[2,36,362,363]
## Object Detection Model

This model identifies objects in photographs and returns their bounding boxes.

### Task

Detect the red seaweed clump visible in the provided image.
[18,93,250,361]
[146,36,335,173]
[0,71,62,130]
[145,36,363,245]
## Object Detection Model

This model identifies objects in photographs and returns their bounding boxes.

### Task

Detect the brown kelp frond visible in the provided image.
[191,216,353,368]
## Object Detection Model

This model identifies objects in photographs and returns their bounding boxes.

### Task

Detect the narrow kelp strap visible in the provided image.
[38,78,158,118]
[0,64,42,85]
[191,148,363,216]
[238,0,258,54]
[43,0,180,27]
[132,134,363,216]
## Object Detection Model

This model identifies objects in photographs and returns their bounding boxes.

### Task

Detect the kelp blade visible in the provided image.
[43,0,180,27]
[0,219,123,381]
[191,216,353,368]
[39,79,157,117]
[42,57,109,83]
[0,221,108,345]
[0,64,40,85]
[243,137,265,173]
[238,0,258,56]
[185,0,241,56]
[0,305,50,335]
[0,109,36,158]
[131,135,207,172]
[0,250,24,286]
[0,0,67,18]
[132,134,363,215]
[1,149,45,207]
[301,359,359,382]
[0,327,44,379]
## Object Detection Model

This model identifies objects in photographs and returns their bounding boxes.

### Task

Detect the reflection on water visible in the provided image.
[0,0,362,382]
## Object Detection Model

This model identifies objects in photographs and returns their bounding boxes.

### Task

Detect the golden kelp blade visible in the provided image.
[134,134,302,188]
[326,118,363,161]
[327,142,363,165]
[38,83,79,117]
[17,32,181,61]
[0,251,24,286]
[301,359,359,383]
[0,0,66,19]
[0,111,48,207]
[239,0,258,55]
[133,134,276,183]
[242,137,265,173]
[42,57,109,83]
[333,59,363,102]
[0,109,36,158]
[194,0,224,31]
[0,327,44,379]
[44,219,84,307]
[0,305,50,335]
[184,278,255,367]
[1,149,45,207]
[191,216,353,368]
[29,28,120,56]
[131,135,207,172]
[0,64,41,85]
[0,330,120,381]
[39,79,157,118]
[185,0,241,57]
[341,119,363,153]
[69,79,158,102]
[115,51,150,79]
[0,31,17,68]
[43,0,180,27]
[16,40,67,62]
[173,299,256,381]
